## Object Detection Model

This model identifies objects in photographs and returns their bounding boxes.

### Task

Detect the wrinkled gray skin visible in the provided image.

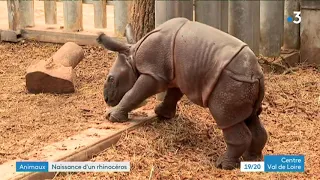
[97,18,268,170]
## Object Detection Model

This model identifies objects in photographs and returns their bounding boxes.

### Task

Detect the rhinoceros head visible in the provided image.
[96,26,137,107]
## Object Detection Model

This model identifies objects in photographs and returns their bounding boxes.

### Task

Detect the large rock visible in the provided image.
[26,42,84,94]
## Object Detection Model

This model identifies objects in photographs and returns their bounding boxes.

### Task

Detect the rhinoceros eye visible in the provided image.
[108,76,114,82]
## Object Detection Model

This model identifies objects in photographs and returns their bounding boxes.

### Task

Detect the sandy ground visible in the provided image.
[0,41,112,163]
[55,69,320,179]
[0,41,319,179]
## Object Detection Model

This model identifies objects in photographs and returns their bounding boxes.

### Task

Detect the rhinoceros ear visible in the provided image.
[124,23,136,44]
[117,53,128,64]
[96,32,130,54]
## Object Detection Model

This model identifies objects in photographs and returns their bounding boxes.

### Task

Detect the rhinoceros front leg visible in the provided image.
[155,88,183,119]
[106,75,167,122]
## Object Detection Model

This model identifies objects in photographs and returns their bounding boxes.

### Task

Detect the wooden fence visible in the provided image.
[2,0,320,65]
[3,0,128,45]
[155,0,301,58]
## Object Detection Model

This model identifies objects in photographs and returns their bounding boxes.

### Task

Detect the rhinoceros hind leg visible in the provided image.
[155,88,183,119]
[215,122,252,170]
[242,114,268,161]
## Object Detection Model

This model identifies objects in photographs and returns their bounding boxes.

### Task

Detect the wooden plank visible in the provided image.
[301,0,320,9]
[175,0,193,21]
[252,1,260,55]
[20,0,35,28]
[83,0,111,5]
[260,1,284,57]
[114,1,130,36]
[155,0,193,27]
[283,0,300,49]
[195,1,228,32]
[7,0,20,31]
[300,9,320,65]
[228,1,260,55]
[48,0,113,6]
[44,0,57,24]
[20,25,123,46]
[63,0,83,32]
[93,0,107,28]
[0,109,157,180]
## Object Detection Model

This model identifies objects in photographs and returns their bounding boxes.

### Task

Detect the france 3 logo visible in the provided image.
[287,11,301,24]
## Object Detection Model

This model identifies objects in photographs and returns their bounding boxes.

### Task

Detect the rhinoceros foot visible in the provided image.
[154,103,176,119]
[105,107,129,122]
[242,152,263,161]
[215,154,240,170]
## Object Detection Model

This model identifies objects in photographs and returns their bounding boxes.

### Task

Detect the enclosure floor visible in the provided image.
[0,41,113,163]
[57,67,320,179]
[0,1,114,31]
[0,41,319,179]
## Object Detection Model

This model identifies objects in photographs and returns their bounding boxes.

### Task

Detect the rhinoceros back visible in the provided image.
[133,18,189,83]
[174,20,248,107]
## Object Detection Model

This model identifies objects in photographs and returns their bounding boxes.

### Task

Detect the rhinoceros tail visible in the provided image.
[254,76,265,116]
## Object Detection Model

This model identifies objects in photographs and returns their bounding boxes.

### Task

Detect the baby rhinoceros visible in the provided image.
[97,17,268,170]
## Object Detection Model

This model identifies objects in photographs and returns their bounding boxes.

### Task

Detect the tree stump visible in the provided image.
[26,42,84,94]
[129,0,155,40]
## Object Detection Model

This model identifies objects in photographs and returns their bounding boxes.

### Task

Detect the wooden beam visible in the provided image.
[0,30,22,42]
[7,0,20,31]
[93,0,107,28]
[0,110,157,180]
[63,0,83,32]
[20,25,121,46]
[44,0,57,24]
